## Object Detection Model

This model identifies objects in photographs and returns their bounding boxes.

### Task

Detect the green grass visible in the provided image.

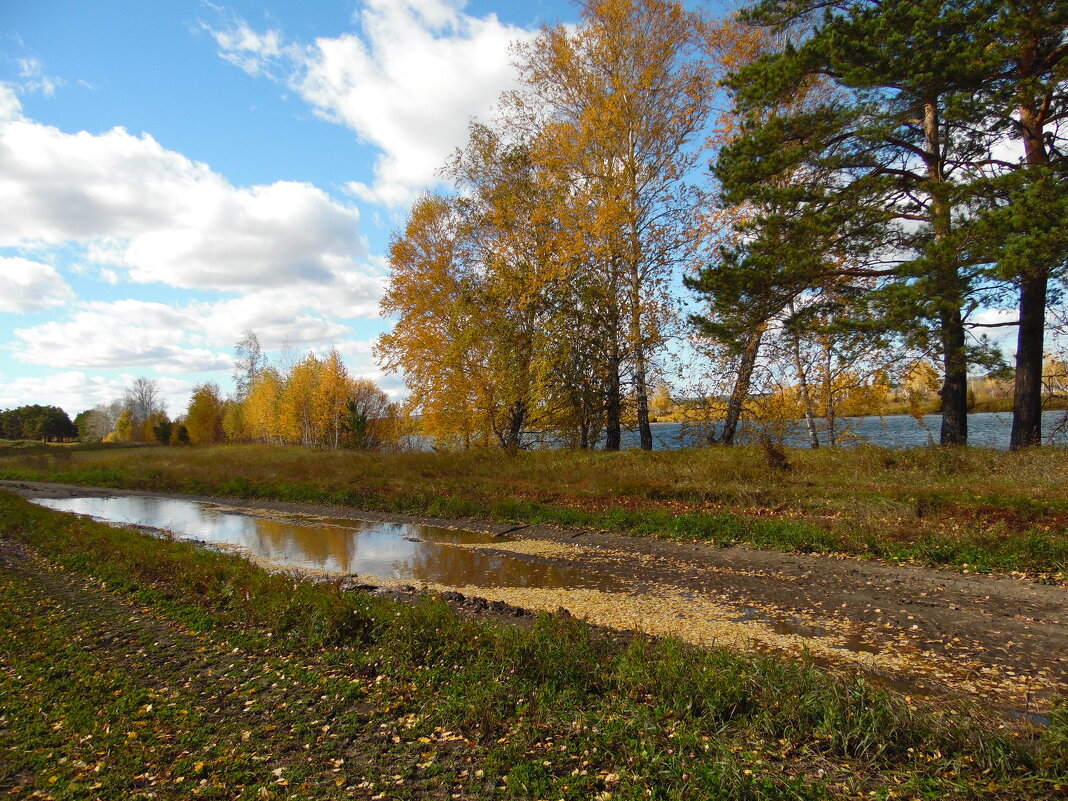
[1,490,1065,800]
[1,443,1066,577]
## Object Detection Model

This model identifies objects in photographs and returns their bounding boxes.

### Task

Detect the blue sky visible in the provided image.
[0,0,580,416]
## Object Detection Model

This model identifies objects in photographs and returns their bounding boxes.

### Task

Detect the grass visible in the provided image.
[1,490,1065,800]
[1,443,1066,578]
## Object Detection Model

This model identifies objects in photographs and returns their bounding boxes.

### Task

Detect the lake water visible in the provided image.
[617,411,1068,450]
[31,495,628,591]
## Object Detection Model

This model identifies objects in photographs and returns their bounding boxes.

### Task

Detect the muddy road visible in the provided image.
[4,480,1066,716]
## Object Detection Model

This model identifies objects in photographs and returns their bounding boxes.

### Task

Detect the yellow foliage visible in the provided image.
[278,355,321,446]
[113,409,134,443]
[314,349,350,449]
[185,383,224,445]
[244,369,283,444]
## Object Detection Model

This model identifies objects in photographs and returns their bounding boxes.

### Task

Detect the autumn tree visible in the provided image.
[313,349,352,449]
[453,124,572,447]
[375,193,476,446]
[378,110,578,450]
[518,0,715,450]
[233,329,266,401]
[244,368,284,444]
[74,402,120,442]
[113,408,135,443]
[278,354,322,446]
[144,410,172,444]
[123,377,164,441]
[185,383,225,445]
[344,377,397,451]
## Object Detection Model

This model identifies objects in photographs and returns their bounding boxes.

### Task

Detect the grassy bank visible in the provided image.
[1,491,1065,800]
[2,444,1067,578]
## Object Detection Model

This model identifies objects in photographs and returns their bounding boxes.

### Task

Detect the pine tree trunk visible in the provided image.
[1010,102,1050,449]
[940,307,969,445]
[923,99,968,446]
[1011,270,1047,448]
[721,329,762,446]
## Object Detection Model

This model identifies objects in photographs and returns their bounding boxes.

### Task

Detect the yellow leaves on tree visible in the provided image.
[518,0,716,450]
[377,0,715,452]
[244,368,283,444]
[227,343,402,451]
[377,195,493,449]
[113,408,135,443]
[278,355,321,447]
[314,349,351,450]
[185,383,225,445]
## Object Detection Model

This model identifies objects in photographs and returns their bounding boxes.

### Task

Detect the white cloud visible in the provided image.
[0,91,372,292]
[0,370,194,418]
[16,57,62,97]
[208,0,535,207]
[969,307,1019,355]
[11,300,233,373]
[209,22,287,77]
[0,256,74,313]
[9,283,387,376]
[0,83,22,121]
[194,291,354,350]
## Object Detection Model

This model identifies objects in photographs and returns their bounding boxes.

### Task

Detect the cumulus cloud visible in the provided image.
[0,256,74,313]
[0,89,373,292]
[0,84,21,120]
[11,300,233,373]
[0,370,194,417]
[9,281,387,375]
[208,0,535,207]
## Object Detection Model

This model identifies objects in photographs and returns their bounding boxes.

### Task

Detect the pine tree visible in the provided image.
[706,0,1007,445]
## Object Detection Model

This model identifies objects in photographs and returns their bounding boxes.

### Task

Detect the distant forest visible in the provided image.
[0,405,77,442]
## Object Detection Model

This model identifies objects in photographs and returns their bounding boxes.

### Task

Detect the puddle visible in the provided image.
[1003,709,1052,728]
[32,496,629,592]
[731,609,880,655]
[26,493,1064,718]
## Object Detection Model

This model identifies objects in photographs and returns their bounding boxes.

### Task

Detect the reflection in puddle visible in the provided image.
[32,495,628,592]
[27,494,1059,718]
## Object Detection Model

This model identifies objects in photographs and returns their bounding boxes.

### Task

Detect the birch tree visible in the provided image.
[518,0,715,449]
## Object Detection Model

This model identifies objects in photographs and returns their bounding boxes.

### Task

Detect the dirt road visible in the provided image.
[5,480,1066,716]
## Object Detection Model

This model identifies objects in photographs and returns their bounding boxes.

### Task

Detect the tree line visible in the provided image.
[70,333,405,451]
[377,0,1067,450]
[0,405,77,442]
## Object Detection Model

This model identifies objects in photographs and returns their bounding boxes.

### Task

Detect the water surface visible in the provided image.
[618,411,1068,450]
[33,495,627,591]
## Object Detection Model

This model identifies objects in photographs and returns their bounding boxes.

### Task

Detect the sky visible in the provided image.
[0,0,582,417]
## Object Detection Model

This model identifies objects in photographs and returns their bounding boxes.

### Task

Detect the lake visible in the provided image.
[617,411,1068,450]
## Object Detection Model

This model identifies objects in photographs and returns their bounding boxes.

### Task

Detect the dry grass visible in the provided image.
[2,443,1067,575]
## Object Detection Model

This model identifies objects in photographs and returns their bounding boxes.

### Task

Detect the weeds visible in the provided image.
[0,442,1066,576]
[1,491,1064,799]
